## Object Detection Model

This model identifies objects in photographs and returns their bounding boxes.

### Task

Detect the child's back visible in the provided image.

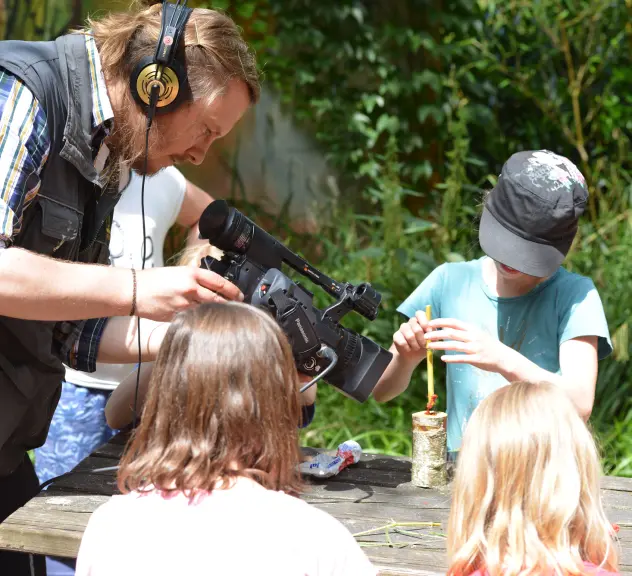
[78,477,372,576]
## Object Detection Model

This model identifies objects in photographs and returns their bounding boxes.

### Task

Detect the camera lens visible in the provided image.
[199,200,254,254]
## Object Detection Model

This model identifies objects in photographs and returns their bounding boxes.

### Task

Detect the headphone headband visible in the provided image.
[155,1,192,67]
[130,0,193,116]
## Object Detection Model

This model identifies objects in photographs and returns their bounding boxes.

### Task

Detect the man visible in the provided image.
[0,4,259,574]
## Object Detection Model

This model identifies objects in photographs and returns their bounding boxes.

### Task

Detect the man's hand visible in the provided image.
[425,318,511,373]
[393,310,431,362]
[136,267,244,322]
[0,248,242,323]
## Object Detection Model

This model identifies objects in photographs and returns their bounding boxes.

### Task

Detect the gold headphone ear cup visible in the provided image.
[130,56,189,115]
[130,57,180,109]
[130,56,156,108]
[152,66,180,108]
[138,66,179,106]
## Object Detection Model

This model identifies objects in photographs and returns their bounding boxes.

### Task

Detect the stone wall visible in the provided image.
[181,88,336,232]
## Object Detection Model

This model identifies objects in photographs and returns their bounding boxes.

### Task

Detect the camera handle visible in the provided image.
[265,286,337,392]
[299,346,338,394]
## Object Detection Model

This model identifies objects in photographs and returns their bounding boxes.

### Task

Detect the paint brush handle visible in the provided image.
[425,304,434,401]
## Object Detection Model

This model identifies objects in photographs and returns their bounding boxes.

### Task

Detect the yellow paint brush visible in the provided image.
[425,304,436,413]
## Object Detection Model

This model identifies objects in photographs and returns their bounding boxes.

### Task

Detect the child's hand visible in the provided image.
[425,318,512,373]
[393,311,430,362]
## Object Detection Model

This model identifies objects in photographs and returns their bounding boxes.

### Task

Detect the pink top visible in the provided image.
[466,562,619,576]
[76,477,377,576]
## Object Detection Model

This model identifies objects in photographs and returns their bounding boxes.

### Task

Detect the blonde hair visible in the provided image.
[448,381,618,576]
[85,3,260,168]
[175,243,223,267]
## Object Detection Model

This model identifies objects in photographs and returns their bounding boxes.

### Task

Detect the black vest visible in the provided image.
[0,34,119,475]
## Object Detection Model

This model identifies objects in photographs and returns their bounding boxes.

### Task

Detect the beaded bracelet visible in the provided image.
[130,268,137,317]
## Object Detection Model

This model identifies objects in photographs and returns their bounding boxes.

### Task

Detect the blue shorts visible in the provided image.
[34,381,117,485]
[34,381,118,575]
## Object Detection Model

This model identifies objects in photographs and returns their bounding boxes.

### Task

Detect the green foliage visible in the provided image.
[261,1,474,196]
[1,0,79,40]
[21,0,629,470]
[208,0,632,469]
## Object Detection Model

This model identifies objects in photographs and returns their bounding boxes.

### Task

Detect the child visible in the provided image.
[448,381,619,576]
[76,303,375,576]
[372,150,611,460]
[104,243,317,429]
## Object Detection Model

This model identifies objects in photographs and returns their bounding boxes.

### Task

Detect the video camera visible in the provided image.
[198,200,392,403]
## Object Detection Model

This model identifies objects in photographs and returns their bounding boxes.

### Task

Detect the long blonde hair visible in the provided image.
[175,243,223,268]
[448,381,618,576]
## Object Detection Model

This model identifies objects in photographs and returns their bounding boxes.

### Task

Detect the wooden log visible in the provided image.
[411,411,448,488]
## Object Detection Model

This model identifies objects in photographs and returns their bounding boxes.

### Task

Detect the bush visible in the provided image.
[207,0,632,473]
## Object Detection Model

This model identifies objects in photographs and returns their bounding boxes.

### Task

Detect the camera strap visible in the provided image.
[268,289,320,356]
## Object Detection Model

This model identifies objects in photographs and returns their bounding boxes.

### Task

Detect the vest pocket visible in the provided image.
[38,195,82,259]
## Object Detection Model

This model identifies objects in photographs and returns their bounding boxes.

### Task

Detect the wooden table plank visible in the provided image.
[2,434,632,576]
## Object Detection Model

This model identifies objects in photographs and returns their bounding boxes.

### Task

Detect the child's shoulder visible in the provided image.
[550,267,599,297]
[555,266,597,286]
[442,257,484,273]
[429,257,484,282]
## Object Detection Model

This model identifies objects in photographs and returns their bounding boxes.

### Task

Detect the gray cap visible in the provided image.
[479,150,587,277]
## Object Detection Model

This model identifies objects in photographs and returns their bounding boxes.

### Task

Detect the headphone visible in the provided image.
[130,0,193,118]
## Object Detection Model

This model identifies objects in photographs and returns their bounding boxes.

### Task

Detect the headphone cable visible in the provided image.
[37,97,156,491]
[133,86,159,431]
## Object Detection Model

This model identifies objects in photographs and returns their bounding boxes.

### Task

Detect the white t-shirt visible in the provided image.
[76,477,377,576]
[65,167,187,391]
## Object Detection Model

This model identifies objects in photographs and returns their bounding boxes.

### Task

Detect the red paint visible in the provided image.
[425,394,438,414]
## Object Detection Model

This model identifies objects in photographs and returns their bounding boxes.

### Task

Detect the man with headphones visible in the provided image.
[0,2,259,574]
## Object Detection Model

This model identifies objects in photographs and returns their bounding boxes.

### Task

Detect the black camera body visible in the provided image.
[198,200,392,403]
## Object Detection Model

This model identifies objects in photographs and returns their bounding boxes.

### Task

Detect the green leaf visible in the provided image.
[351,7,364,24]
[211,0,230,10]
[403,218,435,234]
[376,114,399,134]
[446,252,465,263]
[250,19,268,34]
[236,3,256,19]
[352,247,385,260]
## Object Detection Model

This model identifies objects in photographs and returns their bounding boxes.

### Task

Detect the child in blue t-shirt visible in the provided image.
[372,150,612,459]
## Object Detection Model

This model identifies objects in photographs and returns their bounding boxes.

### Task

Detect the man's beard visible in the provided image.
[131,163,167,177]
[130,156,167,176]
[106,103,165,179]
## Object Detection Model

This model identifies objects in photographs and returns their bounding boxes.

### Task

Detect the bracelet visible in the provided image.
[130,268,137,317]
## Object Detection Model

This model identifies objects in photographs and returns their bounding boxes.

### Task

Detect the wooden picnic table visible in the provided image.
[1,433,632,576]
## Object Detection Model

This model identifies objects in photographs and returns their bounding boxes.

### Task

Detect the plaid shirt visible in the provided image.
[0,34,115,372]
